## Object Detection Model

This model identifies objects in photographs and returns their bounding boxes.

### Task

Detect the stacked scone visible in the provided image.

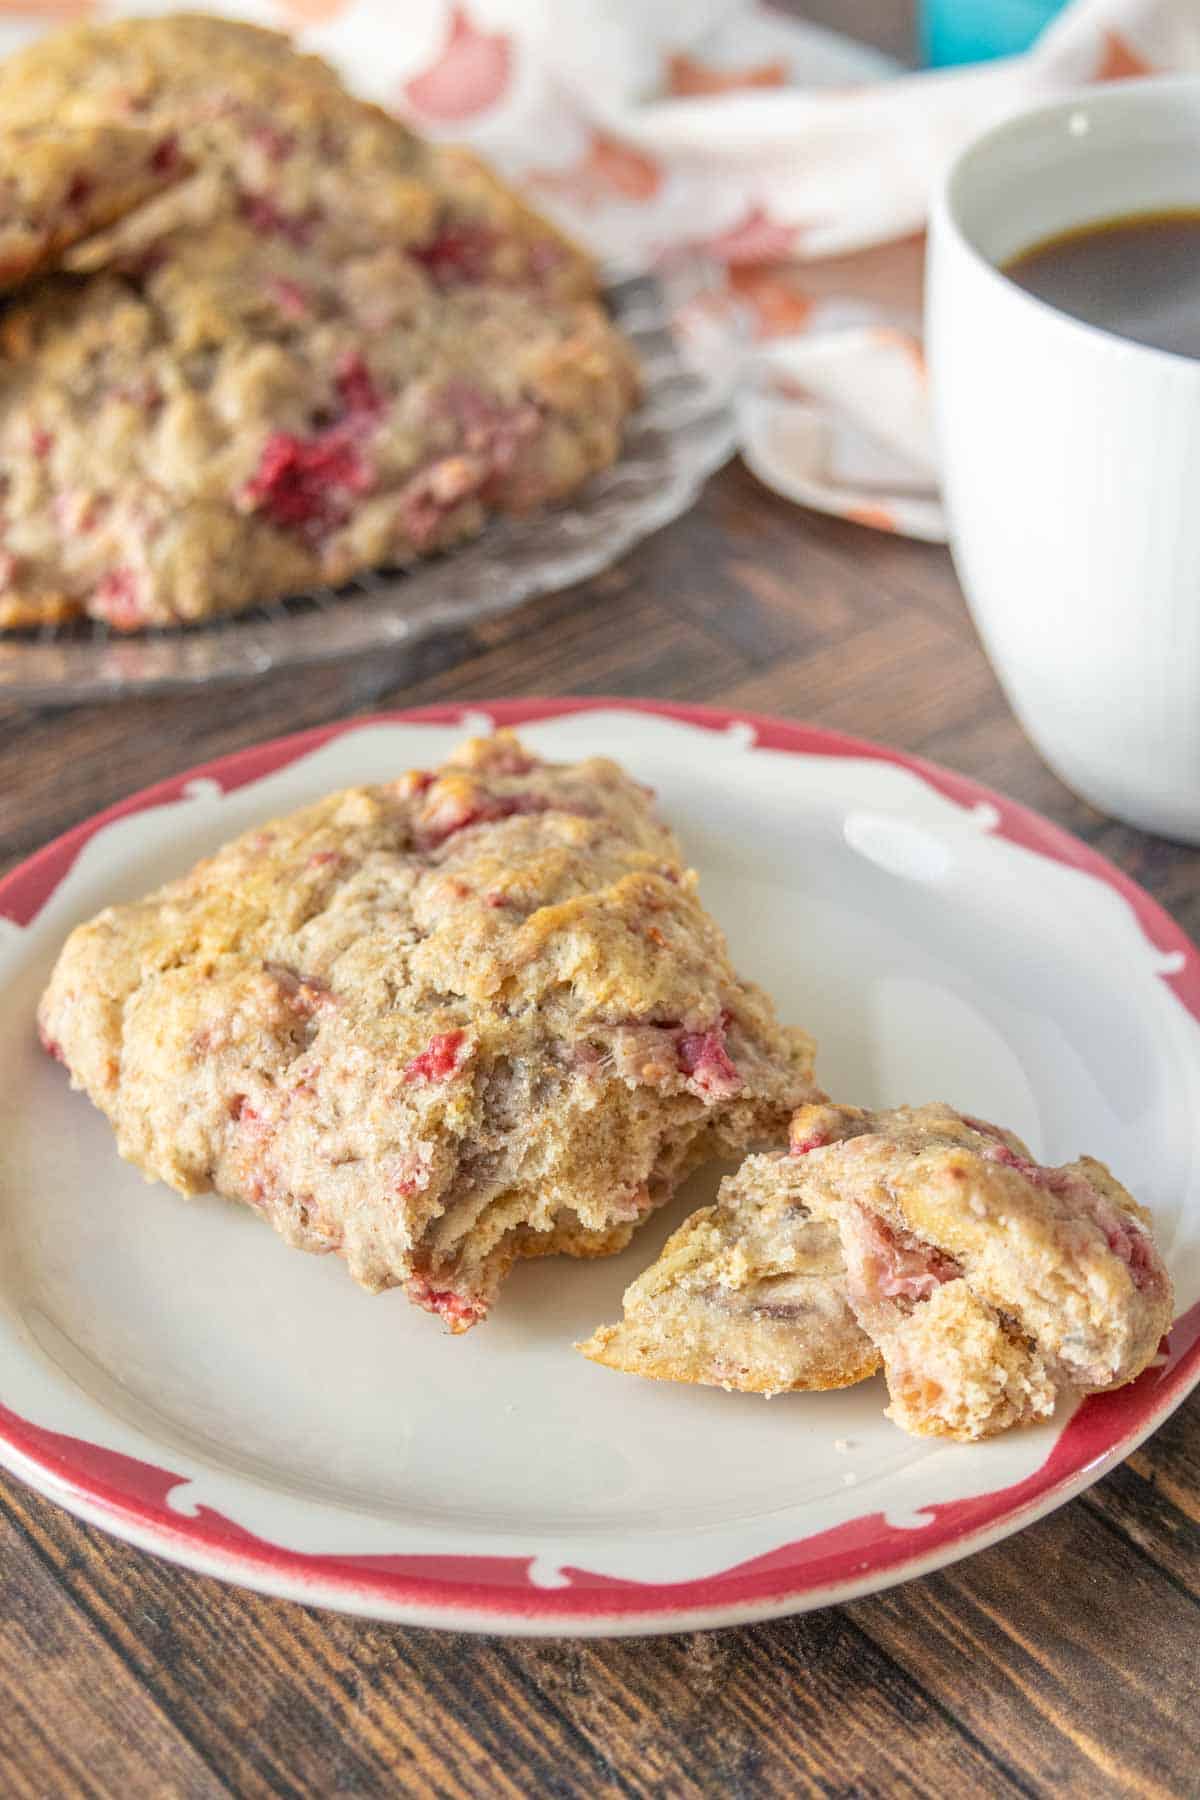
[40,728,1175,1442]
[0,14,639,629]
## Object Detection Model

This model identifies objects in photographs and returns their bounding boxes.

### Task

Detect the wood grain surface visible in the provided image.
[3,7,1200,1798]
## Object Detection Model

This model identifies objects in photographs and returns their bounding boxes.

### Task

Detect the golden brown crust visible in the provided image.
[430,145,597,303]
[39,732,819,1330]
[0,15,628,631]
[584,1101,1174,1438]
[790,1101,1174,1439]
[873,1279,1056,1440]
[0,586,82,630]
[0,123,187,292]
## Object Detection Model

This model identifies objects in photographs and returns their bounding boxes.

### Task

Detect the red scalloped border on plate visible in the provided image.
[3,698,1199,1627]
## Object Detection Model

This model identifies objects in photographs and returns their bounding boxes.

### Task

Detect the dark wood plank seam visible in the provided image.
[832,556,971,643]
[839,1614,1041,1800]
[366,1630,592,1800]
[754,506,976,644]
[0,1495,248,1800]
[701,489,965,649]
[645,556,855,674]
[1077,1490,1200,1612]
[492,1643,644,1800]
[4,431,1198,1790]
[1087,1455,1200,1553]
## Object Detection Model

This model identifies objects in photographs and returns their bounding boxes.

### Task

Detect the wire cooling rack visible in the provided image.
[0,261,741,703]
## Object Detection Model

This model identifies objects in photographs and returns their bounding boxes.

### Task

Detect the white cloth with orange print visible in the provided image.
[1,0,1196,540]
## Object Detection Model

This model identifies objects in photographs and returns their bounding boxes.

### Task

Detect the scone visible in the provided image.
[0,122,187,292]
[0,15,627,629]
[0,15,594,299]
[788,1101,1174,1439]
[38,732,820,1330]
[578,1150,879,1393]
[0,222,637,628]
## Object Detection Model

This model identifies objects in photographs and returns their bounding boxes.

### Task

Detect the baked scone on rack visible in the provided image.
[0,13,595,298]
[38,732,820,1331]
[581,1101,1173,1440]
[0,218,638,629]
[578,1151,879,1393]
[0,14,632,630]
[0,122,187,293]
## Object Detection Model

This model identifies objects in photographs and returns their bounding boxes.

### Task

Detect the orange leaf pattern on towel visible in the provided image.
[530,129,663,204]
[274,0,349,21]
[0,0,92,13]
[0,0,1193,553]
[871,325,927,381]
[697,206,806,265]
[1094,30,1155,80]
[402,4,513,122]
[846,504,898,533]
[728,265,814,338]
[664,52,787,97]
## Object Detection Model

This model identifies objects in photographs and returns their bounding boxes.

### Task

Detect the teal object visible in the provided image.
[920,0,1068,65]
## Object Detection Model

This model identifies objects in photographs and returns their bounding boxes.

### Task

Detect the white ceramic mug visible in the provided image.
[929,77,1200,842]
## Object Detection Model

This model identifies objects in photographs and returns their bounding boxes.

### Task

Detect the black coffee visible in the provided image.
[1003,210,1200,360]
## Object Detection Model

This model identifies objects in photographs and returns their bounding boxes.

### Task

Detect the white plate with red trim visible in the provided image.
[2,699,1199,1636]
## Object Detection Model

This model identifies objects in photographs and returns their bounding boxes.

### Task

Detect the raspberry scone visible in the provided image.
[0,220,637,629]
[0,123,186,292]
[786,1101,1174,1439]
[0,15,595,301]
[38,733,819,1331]
[0,16,629,629]
[578,1151,879,1394]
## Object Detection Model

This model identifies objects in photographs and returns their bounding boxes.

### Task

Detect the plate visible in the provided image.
[2,698,1198,1637]
[0,266,737,704]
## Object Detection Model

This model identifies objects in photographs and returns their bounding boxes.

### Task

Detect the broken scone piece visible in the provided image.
[792,1101,1174,1439]
[578,1151,880,1394]
[582,1101,1173,1442]
[39,731,819,1331]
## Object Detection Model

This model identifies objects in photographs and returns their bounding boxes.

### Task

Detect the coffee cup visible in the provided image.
[929,77,1200,842]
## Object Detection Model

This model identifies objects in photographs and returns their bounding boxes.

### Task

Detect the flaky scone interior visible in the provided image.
[577,1151,878,1394]
[39,731,819,1330]
[580,1099,1173,1442]
[789,1101,1174,1440]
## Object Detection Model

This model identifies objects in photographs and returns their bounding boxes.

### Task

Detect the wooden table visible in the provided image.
[5,10,1200,1796]
[4,461,1199,1799]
